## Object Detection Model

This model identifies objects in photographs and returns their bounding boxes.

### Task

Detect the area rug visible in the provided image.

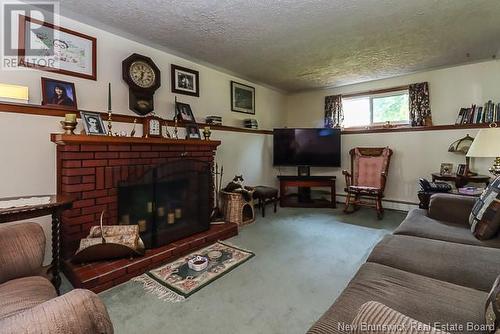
[132,241,254,302]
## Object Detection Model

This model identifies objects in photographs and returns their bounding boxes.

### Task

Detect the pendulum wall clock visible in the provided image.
[122,53,161,115]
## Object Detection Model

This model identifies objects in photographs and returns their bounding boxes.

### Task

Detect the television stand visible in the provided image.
[277,175,336,208]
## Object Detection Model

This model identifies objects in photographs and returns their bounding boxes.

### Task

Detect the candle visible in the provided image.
[107,82,112,111]
[167,212,175,225]
[65,113,76,123]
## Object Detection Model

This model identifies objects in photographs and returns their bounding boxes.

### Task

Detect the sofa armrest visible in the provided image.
[0,223,45,284]
[0,289,113,334]
[428,193,476,226]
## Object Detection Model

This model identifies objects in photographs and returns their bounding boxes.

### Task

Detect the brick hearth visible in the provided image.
[51,134,236,292]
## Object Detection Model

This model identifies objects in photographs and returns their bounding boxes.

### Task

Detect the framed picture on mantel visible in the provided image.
[18,15,97,80]
[171,64,199,97]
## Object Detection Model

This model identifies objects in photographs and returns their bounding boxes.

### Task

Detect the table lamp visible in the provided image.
[466,127,500,176]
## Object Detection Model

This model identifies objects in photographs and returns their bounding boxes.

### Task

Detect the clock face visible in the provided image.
[129,61,156,88]
[149,119,161,136]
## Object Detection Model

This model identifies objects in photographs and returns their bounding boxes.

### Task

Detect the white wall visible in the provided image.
[286,60,499,208]
[0,14,286,263]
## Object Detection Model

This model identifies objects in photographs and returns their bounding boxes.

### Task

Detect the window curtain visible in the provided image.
[409,82,432,126]
[324,94,343,128]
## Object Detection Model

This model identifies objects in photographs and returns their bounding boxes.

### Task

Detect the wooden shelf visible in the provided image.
[50,133,221,147]
[341,122,499,135]
[0,101,273,135]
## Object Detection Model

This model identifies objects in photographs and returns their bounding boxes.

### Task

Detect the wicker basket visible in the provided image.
[220,189,255,226]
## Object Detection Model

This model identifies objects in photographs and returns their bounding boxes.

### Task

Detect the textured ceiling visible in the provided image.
[59,0,500,92]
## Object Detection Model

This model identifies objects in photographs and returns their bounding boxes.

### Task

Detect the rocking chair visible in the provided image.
[342,147,393,219]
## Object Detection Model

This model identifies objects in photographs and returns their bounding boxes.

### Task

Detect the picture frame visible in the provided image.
[439,163,453,175]
[231,81,255,115]
[175,102,195,122]
[171,64,199,97]
[80,111,107,136]
[41,77,78,110]
[185,123,201,140]
[18,15,97,80]
[457,163,467,176]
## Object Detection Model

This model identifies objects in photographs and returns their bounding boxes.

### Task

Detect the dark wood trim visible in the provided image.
[341,122,499,135]
[18,15,97,81]
[0,101,273,135]
[50,133,222,146]
[341,85,409,99]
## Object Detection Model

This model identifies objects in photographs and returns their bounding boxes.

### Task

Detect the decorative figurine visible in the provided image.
[130,118,137,137]
[173,114,179,139]
[203,126,212,140]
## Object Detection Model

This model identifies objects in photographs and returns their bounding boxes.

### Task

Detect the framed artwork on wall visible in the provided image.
[18,15,97,80]
[80,111,107,136]
[171,64,199,97]
[175,102,195,122]
[41,77,78,110]
[230,81,255,115]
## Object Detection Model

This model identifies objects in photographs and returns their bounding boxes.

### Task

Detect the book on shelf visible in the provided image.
[455,101,498,125]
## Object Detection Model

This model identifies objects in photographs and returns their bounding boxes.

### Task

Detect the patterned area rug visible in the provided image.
[133,241,254,302]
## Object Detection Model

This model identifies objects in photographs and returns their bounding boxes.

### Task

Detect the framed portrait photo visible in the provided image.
[439,163,453,175]
[175,102,195,122]
[41,77,78,110]
[231,81,255,115]
[185,123,201,140]
[171,64,199,97]
[18,15,97,80]
[80,111,107,136]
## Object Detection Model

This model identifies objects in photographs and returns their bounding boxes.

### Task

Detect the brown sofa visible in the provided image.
[307,193,500,334]
[0,222,113,334]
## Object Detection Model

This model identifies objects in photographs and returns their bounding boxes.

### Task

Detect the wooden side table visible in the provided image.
[431,173,490,189]
[0,195,73,293]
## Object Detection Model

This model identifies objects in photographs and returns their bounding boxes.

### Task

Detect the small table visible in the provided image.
[0,195,73,293]
[431,173,490,189]
[278,176,336,208]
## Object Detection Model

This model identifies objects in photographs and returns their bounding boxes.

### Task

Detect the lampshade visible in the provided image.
[0,83,29,101]
[466,128,500,158]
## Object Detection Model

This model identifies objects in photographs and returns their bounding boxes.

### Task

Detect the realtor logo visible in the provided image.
[1,0,59,70]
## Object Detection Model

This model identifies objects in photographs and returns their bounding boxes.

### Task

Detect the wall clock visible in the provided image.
[122,53,161,115]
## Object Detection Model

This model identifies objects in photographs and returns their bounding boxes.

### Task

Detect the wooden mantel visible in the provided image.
[50,133,221,147]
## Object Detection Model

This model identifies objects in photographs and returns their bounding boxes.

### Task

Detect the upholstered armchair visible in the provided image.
[0,222,113,334]
[342,147,393,219]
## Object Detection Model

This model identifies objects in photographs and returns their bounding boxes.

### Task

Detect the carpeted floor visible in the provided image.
[62,207,406,334]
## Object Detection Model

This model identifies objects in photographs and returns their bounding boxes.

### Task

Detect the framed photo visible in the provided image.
[171,64,199,97]
[80,111,107,136]
[175,102,195,122]
[439,163,453,175]
[457,164,467,176]
[18,16,97,80]
[185,123,201,140]
[231,81,255,115]
[41,77,78,110]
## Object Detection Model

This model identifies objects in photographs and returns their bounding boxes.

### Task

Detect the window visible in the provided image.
[342,90,409,128]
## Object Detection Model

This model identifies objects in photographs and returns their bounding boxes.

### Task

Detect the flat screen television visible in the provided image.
[273,128,341,167]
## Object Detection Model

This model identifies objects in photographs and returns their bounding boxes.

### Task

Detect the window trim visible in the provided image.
[342,86,410,129]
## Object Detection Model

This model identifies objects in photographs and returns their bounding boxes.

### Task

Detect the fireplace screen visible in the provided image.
[118,159,211,248]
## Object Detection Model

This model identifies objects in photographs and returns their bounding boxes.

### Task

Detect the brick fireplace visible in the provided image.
[51,134,238,292]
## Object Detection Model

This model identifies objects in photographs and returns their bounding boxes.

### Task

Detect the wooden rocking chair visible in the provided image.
[342,147,393,219]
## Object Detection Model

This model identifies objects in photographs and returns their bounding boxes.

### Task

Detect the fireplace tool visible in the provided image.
[210,163,225,223]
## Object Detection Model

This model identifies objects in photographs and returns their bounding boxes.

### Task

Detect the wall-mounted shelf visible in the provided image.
[341,122,499,135]
[0,101,273,135]
[50,133,221,146]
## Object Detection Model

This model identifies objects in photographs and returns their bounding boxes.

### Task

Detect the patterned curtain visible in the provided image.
[324,95,343,128]
[409,82,432,126]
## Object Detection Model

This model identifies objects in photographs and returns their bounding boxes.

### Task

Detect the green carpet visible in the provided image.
[62,207,406,334]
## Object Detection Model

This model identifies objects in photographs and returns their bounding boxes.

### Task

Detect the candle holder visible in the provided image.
[107,111,113,136]
[60,120,77,135]
[173,115,179,139]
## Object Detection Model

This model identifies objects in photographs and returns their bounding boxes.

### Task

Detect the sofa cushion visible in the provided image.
[470,177,500,240]
[351,301,449,334]
[486,276,500,333]
[394,208,500,248]
[307,262,487,334]
[0,276,57,319]
[367,235,500,292]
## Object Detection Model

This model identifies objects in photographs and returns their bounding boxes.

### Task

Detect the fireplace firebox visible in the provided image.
[117,159,211,248]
